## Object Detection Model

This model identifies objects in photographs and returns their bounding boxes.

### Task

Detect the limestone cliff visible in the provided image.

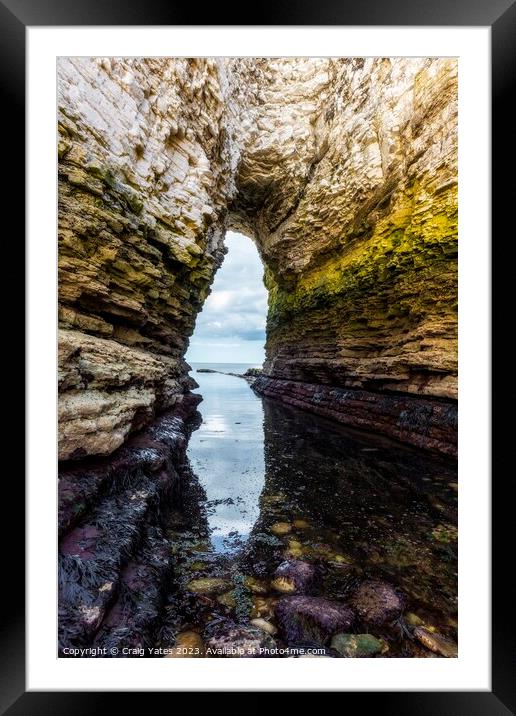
[58,58,234,459]
[58,57,457,459]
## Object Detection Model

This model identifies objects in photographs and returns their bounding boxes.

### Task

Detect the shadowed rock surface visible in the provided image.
[58,371,457,657]
[275,596,355,645]
[350,579,405,626]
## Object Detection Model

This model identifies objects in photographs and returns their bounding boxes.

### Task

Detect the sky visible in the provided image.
[185,231,267,365]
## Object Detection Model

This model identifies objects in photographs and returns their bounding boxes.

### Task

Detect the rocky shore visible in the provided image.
[58,373,457,658]
[58,394,202,652]
[252,376,457,456]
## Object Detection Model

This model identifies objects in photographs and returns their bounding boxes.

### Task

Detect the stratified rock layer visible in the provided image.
[253,60,457,398]
[252,377,457,456]
[58,58,234,459]
[58,57,457,458]
[58,395,201,651]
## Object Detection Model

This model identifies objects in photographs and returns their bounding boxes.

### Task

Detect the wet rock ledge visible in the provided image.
[252,377,457,457]
[58,394,201,654]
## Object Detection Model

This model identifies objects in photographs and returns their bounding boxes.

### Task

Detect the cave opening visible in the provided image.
[184,229,269,554]
[185,230,267,368]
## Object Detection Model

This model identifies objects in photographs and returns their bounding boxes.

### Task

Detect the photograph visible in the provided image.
[57,56,459,660]
[0,0,504,700]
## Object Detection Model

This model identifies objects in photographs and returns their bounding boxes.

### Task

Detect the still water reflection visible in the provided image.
[163,364,457,657]
[187,364,266,553]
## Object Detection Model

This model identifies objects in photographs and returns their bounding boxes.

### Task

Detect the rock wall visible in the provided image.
[253,377,457,456]
[58,57,457,459]
[253,60,458,403]
[58,395,203,652]
[58,58,237,460]
[233,58,458,455]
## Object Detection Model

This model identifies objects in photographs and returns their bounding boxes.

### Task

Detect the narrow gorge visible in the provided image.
[58,57,458,658]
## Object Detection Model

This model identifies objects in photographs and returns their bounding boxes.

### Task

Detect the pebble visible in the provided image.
[217,591,237,608]
[331,633,385,657]
[284,547,303,559]
[251,596,276,619]
[330,554,351,564]
[270,522,292,536]
[271,577,297,593]
[293,519,310,529]
[250,618,278,636]
[187,560,210,572]
[243,575,268,594]
[273,559,315,594]
[165,631,205,658]
[288,539,303,549]
[186,577,232,595]
[413,627,458,657]
[405,612,424,626]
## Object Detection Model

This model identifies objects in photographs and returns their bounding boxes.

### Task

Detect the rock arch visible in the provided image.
[58,57,457,460]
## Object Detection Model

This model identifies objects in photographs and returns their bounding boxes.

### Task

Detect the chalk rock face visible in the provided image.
[58,57,457,459]
[58,329,188,459]
[58,58,236,459]
[248,59,458,402]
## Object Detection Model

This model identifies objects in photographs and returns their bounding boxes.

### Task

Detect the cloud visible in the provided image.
[185,232,268,364]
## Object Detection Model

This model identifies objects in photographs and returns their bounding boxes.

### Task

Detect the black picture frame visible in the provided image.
[3,0,511,709]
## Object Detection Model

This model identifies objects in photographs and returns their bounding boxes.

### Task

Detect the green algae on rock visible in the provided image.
[186,577,232,595]
[331,633,386,658]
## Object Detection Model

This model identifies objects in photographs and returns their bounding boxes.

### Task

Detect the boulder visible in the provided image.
[413,627,458,658]
[275,596,354,645]
[205,626,276,657]
[271,559,315,594]
[350,580,404,626]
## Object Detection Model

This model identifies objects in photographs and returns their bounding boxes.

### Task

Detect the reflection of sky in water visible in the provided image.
[188,364,265,553]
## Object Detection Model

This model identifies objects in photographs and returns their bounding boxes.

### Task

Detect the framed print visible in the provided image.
[4,0,511,708]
